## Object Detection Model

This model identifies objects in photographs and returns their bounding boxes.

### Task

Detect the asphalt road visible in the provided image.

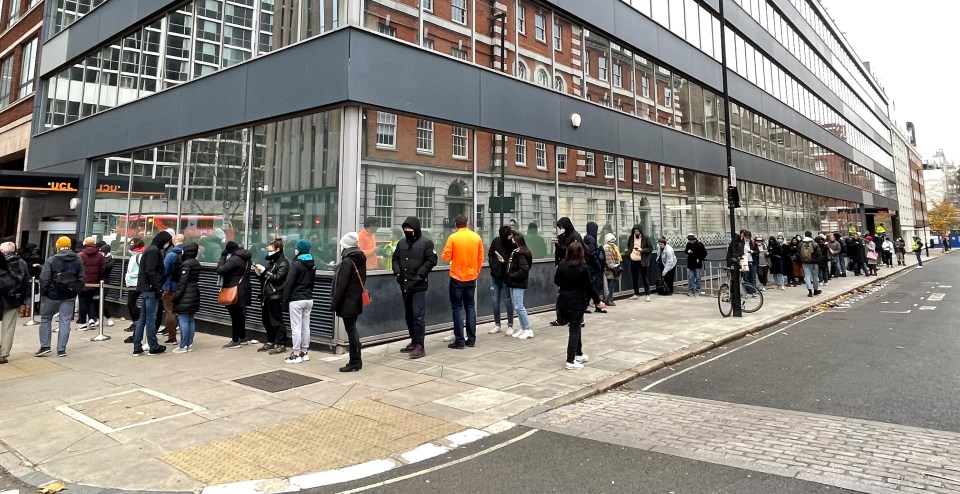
[312,426,853,494]
[631,254,960,432]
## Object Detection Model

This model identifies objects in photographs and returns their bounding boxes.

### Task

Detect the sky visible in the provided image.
[820,0,959,163]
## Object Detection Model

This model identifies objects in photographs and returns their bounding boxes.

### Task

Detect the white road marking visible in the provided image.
[940,285,953,288]
[928,293,945,302]
[919,306,937,311]
[641,313,824,392]
[880,310,912,314]
[400,443,450,464]
[336,429,539,494]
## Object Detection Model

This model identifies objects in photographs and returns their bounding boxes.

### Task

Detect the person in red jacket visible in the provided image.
[77,237,105,330]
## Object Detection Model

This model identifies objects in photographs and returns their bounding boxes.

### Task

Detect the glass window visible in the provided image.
[684,0,699,48]
[699,6,713,56]
[422,0,433,12]
[536,142,547,170]
[645,163,652,184]
[632,161,640,183]
[535,13,546,42]
[515,138,526,165]
[612,63,621,88]
[18,37,38,97]
[553,22,562,50]
[452,126,469,159]
[604,155,614,179]
[0,56,13,109]
[585,152,595,176]
[451,0,467,24]
[416,187,435,229]
[517,60,528,80]
[598,56,608,81]
[668,0,685,38]
[7,0,22,28]
[517,3,526,34]
[416,119,434,154]
[616,157,625,181]
[556,146,567,172]
[376,112,397,149]
[651,0,670,28]
[535,68,549,87]
[554,74,565,92]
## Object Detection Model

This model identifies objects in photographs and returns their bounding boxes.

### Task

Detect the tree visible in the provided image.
[928,200,958,235]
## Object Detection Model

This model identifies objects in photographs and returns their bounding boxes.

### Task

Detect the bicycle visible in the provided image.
[718,267,763,317]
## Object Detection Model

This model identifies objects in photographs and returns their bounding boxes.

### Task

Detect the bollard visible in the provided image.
[91,280,111,342]
[24,277,38,326]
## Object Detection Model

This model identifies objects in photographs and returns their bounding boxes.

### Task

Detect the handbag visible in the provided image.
[352,262,371,306]
[218,285,238,306]
[866,251,878,261]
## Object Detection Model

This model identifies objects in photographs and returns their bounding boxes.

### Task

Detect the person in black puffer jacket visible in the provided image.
[282,239,316,363]
[391,216,438,359]
[216,240,253,349]
[487,225,515,334]
[172,242,200,353]
[255,238,290,355]
[506,233,533,340]
[132,231,172,356]
[554,242,603,370]
[550,217,583,327]
[331,232,367,372]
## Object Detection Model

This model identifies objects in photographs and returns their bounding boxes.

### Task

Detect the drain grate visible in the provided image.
[232,370,322,393]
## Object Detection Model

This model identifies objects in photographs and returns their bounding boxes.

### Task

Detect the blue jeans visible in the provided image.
[134,291,161,352]
[511,288,530,330]
[605,278,617,304]
[802,264,819,291]
[687,268,703,294]
[837,254,847,275]
[450,279,477,345]
[491,278,513,327]
[39,298,74,352]
[177,313,196,349]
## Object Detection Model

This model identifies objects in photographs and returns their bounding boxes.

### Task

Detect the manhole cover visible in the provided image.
[233,370,322,393]
[57,388,205,434]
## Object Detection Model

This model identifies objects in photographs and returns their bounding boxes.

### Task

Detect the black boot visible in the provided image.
[339,344,362,372]
[807,289,813,297]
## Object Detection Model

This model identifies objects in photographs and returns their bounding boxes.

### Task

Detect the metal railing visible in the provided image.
[23,277,38,326]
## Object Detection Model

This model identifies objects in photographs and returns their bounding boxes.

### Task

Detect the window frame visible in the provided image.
[416,119,434,154]
[535,142,547,170]
[375,111,397,150]
[451,0,467,25]
[534,13,546,43]
[452,126,469,159]
[556,146,567,172]
[515,138,527,166]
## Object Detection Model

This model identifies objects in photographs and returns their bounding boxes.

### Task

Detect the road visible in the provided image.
[311,254,957,494]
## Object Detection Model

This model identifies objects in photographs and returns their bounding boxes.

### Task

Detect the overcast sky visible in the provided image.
[820,0,958,163]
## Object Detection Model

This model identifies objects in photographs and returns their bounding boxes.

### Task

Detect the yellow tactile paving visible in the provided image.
[0,354,63,382]
[162,398,465,484]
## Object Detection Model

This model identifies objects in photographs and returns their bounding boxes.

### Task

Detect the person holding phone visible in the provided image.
[554,242,604,370]
[254,238,289,354]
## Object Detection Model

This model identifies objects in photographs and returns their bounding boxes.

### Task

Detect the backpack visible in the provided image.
[798,240,816,263]
[8,259,27,301]
[51,258,84,297]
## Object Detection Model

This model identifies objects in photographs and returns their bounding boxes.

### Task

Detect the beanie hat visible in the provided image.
[56,236,72,250]
[604,233,616,243]
[295,238,311,253]
[340,232,359,249]
[687,234,696,241]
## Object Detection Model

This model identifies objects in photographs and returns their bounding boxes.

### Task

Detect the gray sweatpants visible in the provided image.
[288,299,313,353]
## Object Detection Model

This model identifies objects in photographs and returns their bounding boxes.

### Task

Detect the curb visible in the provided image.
[538,253,950,411]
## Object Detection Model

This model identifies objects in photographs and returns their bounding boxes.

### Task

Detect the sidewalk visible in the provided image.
[0,252,947,493]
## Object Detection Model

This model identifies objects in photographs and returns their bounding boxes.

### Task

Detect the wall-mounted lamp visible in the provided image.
[571,113,582,129]
[69,197,79,210]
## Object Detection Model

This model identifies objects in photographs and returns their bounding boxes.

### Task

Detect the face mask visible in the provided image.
[404,231,416,243]
[265,250,277,260]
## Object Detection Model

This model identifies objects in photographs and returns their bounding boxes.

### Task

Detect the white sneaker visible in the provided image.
[489,325,502,335]
[158,325,165,333]
[300,352,310,362]
[88,319,98,328]
[285,353,302,364]
[512,328,524,338]
[518,329,534,340]
[187,345,194,352]
[442,333,455,342]
[565,361,584,370]
[172,346,188,354]
[575,354,589,363]
[107,318,115,327]
[506,326,514,336]
[76,322,88,330]
[645,295,651,302]
[629,295,639,300]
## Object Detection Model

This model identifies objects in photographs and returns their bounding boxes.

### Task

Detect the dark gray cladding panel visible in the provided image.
[618,117,666,166]
[125,90,182,146]
[731,149,876,205]
[555,97,616,152]
[41,0,178,77]
[348,31,481,128]
[555,0,617,33]
[177,67,250,137]
[479,70,563,143]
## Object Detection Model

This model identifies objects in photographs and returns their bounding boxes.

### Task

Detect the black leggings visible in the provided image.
[227,305,246,342]
[629,260,649,296]
[261,300,285,345]
[127,290,141,322]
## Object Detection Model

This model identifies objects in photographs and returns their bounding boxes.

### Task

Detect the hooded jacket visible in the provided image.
[78,243,105,291]
[391,217,438,293]
[137,232,172,295]
[583,222,604,274]
[162,244,185,292]
[217,241,253,307]
[554,217,583,266]
[125,246,144,287]
[40,249,83,300]
[506,248,532,289]
[1,252,28,310]
[684,240,708,270]
[331,247,367,318]
[488,225,515,280]
[767,237,784,275]
[173,243,201,314]
[283,250,316,305]
[0,255,19,318]
[258,250,290,303]
[626,225,654,267]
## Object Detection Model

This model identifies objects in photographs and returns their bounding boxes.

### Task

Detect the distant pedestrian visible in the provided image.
[829,233,843,277]
[77,237,105,330]
[172,242,201,353]
[331,232,367,372]
[442,215,484,350]
[554,242,604,370]
[133,231,172,356]
[255,238,290,355]
[626,224,654,302]
[525,222,548,259]
[392,217,437,359]
[912,236,923,268]
[0,242,28,364]
[656,238,677,295]
[550,217,583,326]
[894,237,906,266]
[865,236,878,276]
[798,231,822,297]
[37,236,84,358]
[18,243,41,318]
[216,240,253,349]
[603,233,623,304]
[161,234,185,345]
[882,237,894,268]
[583,222,606,313]
[99,243,116,326]
[768,236,785,290]
[684,234,707,296]
[282,239,316,363]
[124,238,145,335]
[507,233,534,339]
[487,225,515,335]
[755,235,768,288]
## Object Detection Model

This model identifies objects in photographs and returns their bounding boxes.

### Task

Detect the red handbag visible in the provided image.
[352,262,371,306]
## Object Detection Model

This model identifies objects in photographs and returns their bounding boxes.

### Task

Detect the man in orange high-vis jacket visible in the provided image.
[441,215,484,349]
[359,217,379,270]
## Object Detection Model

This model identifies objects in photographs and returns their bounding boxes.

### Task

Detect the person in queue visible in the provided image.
[442,215,484,350]
[549,217,583,326]
[282,239,316,363]
[331,232,367,372]
[161,234,185,345]
[392,217,437,359]
[487,225,515,335]
[132,231,172,356]
[506,232,534,340]
[626,224,654,302]
[217,240,253,349]
[554,242,603,370]
[172,242,201,353]
[255,238,290,355]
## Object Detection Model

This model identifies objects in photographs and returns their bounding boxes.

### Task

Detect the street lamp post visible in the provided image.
[489,10,508,229]
[718,0,742,316]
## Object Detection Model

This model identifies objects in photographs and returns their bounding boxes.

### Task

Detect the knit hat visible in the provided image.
[687,234,696,241]
[340,232,359,249]
[295,238,311,253]
[56,236,72,249]
[604,233,616,243]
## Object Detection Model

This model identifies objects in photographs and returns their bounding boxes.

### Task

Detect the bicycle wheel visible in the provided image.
[717,283,732,318]
[741,282,764,313]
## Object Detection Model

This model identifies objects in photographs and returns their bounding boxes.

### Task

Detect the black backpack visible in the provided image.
[51,258,84,297]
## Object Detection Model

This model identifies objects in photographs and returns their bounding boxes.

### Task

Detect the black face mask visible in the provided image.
[266,250,280,260]
[404,231,416,243]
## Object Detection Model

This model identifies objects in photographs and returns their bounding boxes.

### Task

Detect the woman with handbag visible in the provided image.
[626,224,653,302]
[865,235,879,276]
[172,243,200,353]
[254,238,290,355]
[282,239,316,364]
[331,233,366,372]
[602,233,622,305]
[216,241,253,349]
[506,233,533,340]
